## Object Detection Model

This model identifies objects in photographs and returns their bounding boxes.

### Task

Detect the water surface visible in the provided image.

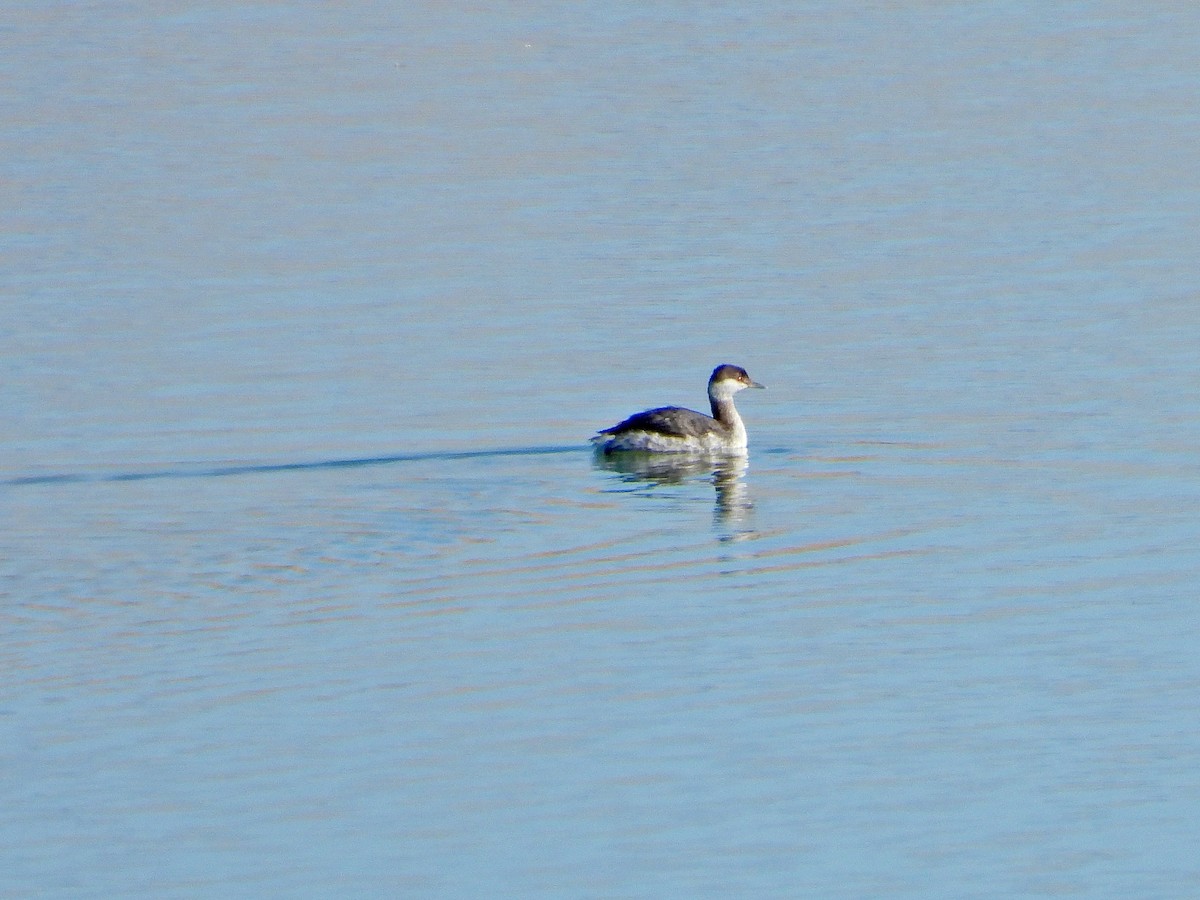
[5,2,1200,897]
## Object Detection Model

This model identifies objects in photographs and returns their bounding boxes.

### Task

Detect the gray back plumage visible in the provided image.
[598,406,726,439]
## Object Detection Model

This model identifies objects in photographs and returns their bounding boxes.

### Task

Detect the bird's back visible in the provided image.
[597,406,725,439]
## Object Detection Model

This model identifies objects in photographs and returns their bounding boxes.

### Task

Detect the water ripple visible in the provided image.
[0,444,587,488]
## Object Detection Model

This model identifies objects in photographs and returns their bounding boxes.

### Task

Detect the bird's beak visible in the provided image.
[749,381,766,389]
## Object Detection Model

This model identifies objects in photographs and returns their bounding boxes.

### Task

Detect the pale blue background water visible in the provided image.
[4,3,1200,897]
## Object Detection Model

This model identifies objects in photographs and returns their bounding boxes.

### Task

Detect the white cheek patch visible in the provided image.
[708,379,747,401]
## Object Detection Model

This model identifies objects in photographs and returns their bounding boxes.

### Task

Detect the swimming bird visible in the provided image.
[591,364,765,454]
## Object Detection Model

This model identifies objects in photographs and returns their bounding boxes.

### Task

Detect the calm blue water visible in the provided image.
[5,3,1200,897]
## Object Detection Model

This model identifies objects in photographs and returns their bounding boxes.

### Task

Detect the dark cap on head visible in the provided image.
[708,364,765,392]
[710,364,751,383]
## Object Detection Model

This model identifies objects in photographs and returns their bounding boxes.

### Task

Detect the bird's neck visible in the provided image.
[710,395,745,435]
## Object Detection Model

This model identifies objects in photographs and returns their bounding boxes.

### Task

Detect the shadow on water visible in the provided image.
[592,451,755,532]
[1,445,588,488]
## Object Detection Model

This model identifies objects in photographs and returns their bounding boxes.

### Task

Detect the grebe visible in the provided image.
[591,364,765,454]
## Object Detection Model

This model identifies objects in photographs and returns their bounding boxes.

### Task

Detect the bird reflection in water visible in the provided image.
[593,452,755,534]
